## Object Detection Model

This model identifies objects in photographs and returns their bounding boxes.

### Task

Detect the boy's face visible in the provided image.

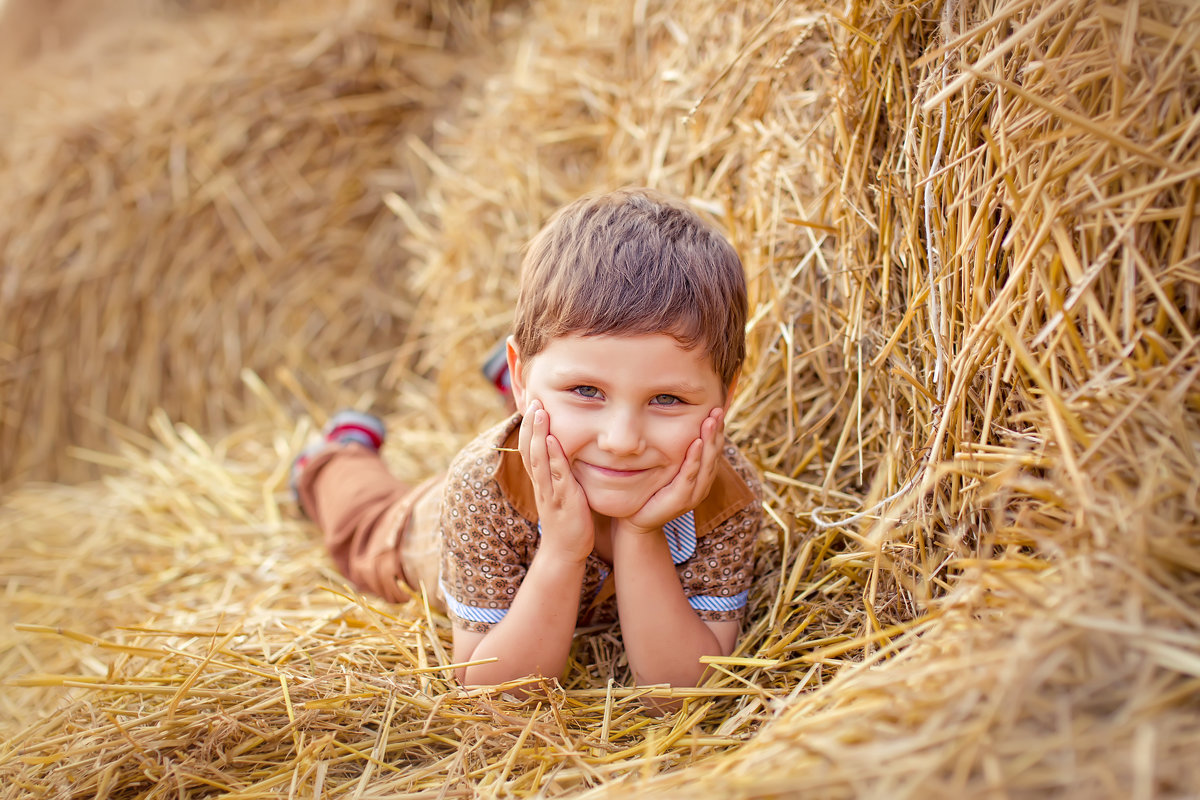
[508,333,734,520]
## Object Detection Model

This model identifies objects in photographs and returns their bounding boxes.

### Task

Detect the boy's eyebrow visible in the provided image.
[550,368,709,396]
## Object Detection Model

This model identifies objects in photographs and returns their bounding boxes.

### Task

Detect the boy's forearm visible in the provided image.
[458,550,585,685]
[611,525,728,687]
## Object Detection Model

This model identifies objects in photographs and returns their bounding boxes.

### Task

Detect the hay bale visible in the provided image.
[0,0,1197,797]
[0,0,498,486]
[584,0,1200,794]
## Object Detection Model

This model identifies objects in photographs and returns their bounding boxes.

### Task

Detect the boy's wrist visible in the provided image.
[611,521,675,566]
[534,537,593,568]
[612,518,662,539]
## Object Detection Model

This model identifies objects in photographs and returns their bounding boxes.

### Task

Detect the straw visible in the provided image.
[2,0,1198,797]
[0,0,492,487]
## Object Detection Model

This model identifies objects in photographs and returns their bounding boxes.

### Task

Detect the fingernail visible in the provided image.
[534,410,545,425]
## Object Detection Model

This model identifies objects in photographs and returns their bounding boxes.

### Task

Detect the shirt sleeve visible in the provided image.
[437,449,533,633]
[677,500,761,622]
[677,449,763,622]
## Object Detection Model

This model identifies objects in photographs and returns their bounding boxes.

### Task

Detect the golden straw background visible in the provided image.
[1,0,1198,797]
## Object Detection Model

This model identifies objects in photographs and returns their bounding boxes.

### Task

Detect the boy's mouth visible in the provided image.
[580,462,650,478]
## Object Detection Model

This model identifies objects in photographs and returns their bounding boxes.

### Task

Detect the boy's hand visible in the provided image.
[518,399,594,562]
[619,407,725,536]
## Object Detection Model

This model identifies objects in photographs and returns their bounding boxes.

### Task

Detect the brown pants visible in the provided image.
[297,445,444,605]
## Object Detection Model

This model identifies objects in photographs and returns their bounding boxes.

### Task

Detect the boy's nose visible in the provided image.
[598,408,644,456]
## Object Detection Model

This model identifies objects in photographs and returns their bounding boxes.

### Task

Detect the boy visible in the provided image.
[293,188,763,688]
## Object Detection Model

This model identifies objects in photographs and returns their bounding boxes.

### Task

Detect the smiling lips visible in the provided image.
[581,461,651,478]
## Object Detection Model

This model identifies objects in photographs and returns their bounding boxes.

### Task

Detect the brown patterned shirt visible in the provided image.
[438,415,763,633]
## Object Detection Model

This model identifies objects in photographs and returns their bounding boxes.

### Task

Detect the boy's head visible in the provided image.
[512,187,747,387]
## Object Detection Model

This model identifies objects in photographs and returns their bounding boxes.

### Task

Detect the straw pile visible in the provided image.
[2,0,1198,797]
[0,0,499,486]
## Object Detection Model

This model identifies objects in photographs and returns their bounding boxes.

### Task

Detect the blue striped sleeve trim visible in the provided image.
[663,510,697,564]
[687,590,749,613]
[440,581,509,625]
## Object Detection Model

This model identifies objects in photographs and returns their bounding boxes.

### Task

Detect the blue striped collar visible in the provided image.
[662,510,697,564]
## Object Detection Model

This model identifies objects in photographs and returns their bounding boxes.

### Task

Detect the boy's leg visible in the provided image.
[297,446,415,602]
[294,412,413,603]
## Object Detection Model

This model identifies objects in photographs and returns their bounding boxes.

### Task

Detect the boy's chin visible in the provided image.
[582,487,659,522]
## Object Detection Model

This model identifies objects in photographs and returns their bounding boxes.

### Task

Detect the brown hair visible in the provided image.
[513,187,747,386]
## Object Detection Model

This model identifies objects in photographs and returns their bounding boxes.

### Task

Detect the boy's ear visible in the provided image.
[506,335,527,410]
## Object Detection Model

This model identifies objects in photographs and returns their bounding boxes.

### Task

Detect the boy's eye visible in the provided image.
[571,385,602,399]
[651,394,684,406]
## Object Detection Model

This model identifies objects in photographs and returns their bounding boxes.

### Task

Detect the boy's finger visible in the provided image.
[680,412,722,506]
[545,433,571,485]
[698,414,722,472]
[650,438,706,522]
[528,409,554,489]
[519,399,546,456]
[517,404,536,474]
[705,407,725,444]
[658,437,703,506]
[683,436,706,482]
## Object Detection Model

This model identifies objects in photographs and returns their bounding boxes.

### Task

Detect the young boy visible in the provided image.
[293,187,763,688]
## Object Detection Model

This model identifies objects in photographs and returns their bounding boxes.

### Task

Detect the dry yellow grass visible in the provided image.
[1,0,1197,797]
